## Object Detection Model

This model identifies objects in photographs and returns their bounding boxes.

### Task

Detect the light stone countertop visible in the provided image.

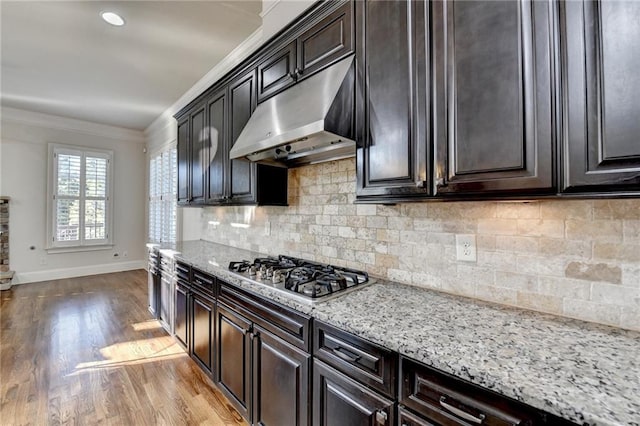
[166,240,640,426]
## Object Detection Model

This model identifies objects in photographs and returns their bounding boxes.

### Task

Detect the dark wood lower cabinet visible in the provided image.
[174,281,189,350]
[398,407,435,426]
[159,273,172,333]
[191,290,214,375]
[216,302,252,421]
[313,359,395,426]
[399,357,577,426]
[147,264,159,318]
[173,279,578,426]
[252,324,310,426]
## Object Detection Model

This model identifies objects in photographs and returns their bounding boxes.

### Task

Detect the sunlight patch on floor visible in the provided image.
[131,320,162,331]
[68,337,186,375]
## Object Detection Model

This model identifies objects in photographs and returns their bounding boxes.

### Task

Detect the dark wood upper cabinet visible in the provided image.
[207,88,227,203]
[433,0,555,196]
[255,2,354,104]
[176,105,207,206]
[257,41,297,103]
[228,69,258,204]
[561,0,640,192]
[356,0,431,201]
[176,116,190,205]
[297,2,354,80]
[189,105,207,204]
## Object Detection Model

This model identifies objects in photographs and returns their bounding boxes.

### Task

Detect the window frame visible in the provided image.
[148,145,177,244]
[46,143,114,251]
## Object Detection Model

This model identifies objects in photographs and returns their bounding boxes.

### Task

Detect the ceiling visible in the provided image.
[1,1,262,130]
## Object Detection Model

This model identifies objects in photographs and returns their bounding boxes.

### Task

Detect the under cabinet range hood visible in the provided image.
[229,56,355,167]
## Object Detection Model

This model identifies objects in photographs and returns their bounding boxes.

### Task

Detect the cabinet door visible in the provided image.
[228,70,258,204]
[561,0,640,192]
[257,41,297,103]
[191,291,214,375]
[159,275,171,332]
[207,88,228,203]
[313,359,395,426]
[252,325,310,426]
[189,105,207,204]
[298,2,354,80]
[433,0,554,195]
[356,0,431,201]
[147,269,159,318]
[174,283,189,350]
[176,116,190,204]
[216,303,252,421]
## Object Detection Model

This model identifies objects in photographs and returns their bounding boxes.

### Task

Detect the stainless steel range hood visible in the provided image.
[229,55,355,168]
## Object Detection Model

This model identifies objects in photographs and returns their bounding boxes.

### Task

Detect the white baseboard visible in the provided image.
[11,260,146,285]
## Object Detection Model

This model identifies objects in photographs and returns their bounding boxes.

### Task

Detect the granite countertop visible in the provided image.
[166,240,640,426]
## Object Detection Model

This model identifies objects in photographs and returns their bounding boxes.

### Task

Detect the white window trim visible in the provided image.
[46,143,114,251]
[148,145,177,244]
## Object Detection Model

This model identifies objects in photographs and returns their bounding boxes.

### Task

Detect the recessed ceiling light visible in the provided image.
[101,11,125,27]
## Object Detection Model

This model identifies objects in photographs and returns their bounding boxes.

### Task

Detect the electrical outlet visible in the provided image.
[264,221,271,236]
[456,234,477,262]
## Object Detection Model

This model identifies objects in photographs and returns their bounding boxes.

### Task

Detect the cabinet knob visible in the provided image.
[294,68,302,78]
[375,410,387,425]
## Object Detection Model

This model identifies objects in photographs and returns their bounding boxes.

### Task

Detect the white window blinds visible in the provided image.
[149,147,177,244]
[49,145,112,248]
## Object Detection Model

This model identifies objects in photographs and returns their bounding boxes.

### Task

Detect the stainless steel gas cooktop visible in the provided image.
[228,255,373,304]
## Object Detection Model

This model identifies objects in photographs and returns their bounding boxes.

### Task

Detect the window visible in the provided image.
[148,147,177,244]
[47,144,113,249]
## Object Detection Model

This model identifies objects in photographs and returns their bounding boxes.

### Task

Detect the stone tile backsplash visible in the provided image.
[197,158,640,331]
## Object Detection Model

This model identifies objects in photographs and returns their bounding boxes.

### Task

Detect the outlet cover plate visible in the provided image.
[456,234,477,262]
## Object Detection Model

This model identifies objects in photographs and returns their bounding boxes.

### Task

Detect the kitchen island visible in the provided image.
[161,239,639,426]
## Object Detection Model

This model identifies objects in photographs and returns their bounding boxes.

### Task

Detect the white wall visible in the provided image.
[0,107,146,284]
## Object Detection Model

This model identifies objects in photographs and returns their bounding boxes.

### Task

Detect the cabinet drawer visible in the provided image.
[192,268,216,297]
[159,256,173,273]
[398,407,436,426]
[401,358,541,426]
[313,320,397,398]
[218,283,311,351]
[175,261,190,282]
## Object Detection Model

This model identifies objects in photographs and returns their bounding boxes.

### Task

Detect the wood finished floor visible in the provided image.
[0,270,245,426]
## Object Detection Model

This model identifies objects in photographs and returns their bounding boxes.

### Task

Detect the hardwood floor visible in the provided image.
[0,270,245,426]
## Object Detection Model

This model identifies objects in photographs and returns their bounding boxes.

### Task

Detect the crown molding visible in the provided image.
[145,26,264,139]
[1,107,145,143]
[260,0,281,18]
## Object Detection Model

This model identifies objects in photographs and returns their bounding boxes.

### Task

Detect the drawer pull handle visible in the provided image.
[332,346,361,363]
[439,396,485,424]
